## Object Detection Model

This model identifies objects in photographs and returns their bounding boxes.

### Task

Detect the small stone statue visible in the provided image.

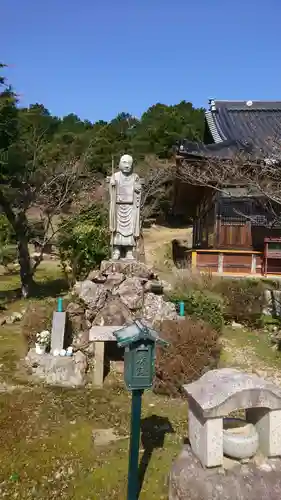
[107,154,142,260]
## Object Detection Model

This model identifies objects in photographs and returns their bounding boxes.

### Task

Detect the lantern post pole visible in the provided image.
[127,389,143,500]
[113,321,169,500]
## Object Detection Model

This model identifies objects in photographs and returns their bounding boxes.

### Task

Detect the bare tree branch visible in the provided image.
[176,139,281,227]
[137,155,173,224]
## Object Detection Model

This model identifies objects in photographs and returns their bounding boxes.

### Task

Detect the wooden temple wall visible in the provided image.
[173,248,264,275]
[217,221,252,249]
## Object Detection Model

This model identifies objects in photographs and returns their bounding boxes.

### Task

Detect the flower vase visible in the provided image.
[35,343,46,355]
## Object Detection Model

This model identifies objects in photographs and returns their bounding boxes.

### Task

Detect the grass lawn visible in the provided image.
[0,265,186,499]
[221,325,281,371]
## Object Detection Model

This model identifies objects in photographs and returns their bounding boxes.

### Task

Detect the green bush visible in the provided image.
[169,270,275,327]
[259,314,281,329]
[169,289,224,331]
[0,245,17,269]
[57,203,109,283]
[0,215,17,269]
[0,214,16,245]
[213,279,266,326]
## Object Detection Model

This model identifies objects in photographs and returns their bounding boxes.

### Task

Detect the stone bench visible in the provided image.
[184,368,281,468]
[89,325,122,387]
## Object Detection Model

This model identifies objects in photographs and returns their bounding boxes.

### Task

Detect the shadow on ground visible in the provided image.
[31,278,69,298]
[0,278,69,308]
[138,414,174,497]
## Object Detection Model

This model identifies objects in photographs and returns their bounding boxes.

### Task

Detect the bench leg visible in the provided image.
[93,341,105,387]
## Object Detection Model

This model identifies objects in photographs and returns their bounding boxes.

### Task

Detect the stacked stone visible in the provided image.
[67,260,177,349]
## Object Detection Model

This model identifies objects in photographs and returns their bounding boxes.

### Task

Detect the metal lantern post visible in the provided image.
[114,320,169,500]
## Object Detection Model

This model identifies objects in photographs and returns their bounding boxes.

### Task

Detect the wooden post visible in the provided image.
[191,251,197,269]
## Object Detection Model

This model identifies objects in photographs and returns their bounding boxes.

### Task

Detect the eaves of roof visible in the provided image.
[177,99,281,161]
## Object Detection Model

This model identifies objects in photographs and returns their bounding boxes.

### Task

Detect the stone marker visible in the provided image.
[25,348,87,387]
[51,311,66,354]
[89,325,123,387]
[183,368,281,468]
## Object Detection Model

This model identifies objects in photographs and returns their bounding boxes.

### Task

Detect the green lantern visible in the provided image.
[114,319,168,391]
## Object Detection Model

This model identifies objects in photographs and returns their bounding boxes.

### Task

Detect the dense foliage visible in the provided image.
[170,288,224,331]
[57,204,110,283]
[212,278,268,326]
[0,214,16,270]
[169,271,275,328]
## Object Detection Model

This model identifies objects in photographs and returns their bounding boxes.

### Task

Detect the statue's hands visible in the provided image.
[110,177,116,186]
[135,183,141,192]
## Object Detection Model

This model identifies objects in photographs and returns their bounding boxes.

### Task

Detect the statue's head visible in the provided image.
[119,154,133,175]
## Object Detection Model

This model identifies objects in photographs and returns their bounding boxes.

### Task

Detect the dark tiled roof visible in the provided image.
[177,100,281,160]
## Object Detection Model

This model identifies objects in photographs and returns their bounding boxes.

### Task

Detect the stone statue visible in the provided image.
[107,154,142,260]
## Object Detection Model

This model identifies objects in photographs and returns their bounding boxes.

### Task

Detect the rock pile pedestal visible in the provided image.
[68,260,177,349]
[25,260,177,388]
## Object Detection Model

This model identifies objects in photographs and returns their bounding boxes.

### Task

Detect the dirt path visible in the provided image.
[143,225,192,268]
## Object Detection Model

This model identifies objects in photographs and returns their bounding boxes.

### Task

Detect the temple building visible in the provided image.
[174,99,281,275]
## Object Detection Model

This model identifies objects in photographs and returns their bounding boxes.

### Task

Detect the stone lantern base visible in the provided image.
[169,444,281,500]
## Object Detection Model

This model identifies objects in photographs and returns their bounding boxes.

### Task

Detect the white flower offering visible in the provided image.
[36,330,51,347]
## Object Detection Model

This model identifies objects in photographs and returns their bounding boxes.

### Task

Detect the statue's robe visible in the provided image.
[108,171,141,247]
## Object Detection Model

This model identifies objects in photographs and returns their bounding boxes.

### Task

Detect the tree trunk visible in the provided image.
[0,191,34,297]
[14,212,35,297]
[18,232,34,297]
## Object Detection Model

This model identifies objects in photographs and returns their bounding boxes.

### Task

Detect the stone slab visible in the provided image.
[25,348,87,387]
[247,407,281,457]
[169,444,281,500]
[89,325,123,341]
[188,399,223,467]
[183,368,281,418]
[51,311,66,353]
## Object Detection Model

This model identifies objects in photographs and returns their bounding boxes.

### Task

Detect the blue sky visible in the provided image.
[2,0,281,122]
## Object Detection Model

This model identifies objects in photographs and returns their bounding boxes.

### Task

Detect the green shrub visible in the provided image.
[169,288,224,332]
[57,203,109,283]
[0,245,17,269]
[154,318,221,397]
[0,215,17,270]
[169,270,274,327]
[0,214,16,245]
[213,279,266,326]
[258,314,281,328]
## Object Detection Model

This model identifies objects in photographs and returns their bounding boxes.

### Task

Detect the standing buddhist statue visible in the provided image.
[108,154,142,260]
